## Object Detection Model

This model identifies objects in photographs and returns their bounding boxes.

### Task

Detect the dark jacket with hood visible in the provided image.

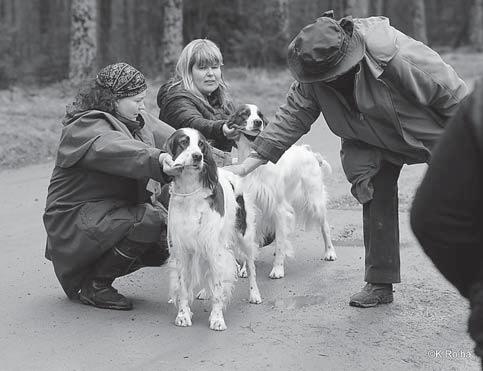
[43,110,174,298]
[157,81,234,152]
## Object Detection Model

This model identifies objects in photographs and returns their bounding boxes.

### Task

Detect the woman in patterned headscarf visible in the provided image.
[43,63,177,310]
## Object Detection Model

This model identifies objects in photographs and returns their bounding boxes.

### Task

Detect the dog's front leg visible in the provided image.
[237,260,248,278]
[174,269,192,327]
[209,281,227,331]
[269,243,286,279]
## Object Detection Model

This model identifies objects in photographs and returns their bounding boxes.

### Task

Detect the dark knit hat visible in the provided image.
[96,62,147,98]
[287,12,365,83]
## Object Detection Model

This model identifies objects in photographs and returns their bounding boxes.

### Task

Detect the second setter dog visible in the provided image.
[228,104,336,279]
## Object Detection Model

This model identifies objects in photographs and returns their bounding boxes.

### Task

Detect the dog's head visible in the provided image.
[164,128,218,190]
[227,104,268,140]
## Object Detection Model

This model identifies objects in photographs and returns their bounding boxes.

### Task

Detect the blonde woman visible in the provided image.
[157,39,238,165]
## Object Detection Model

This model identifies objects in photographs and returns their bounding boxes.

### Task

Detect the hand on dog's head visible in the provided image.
[226,105,252,130]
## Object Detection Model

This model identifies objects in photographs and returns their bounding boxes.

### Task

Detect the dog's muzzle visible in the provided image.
[241,129,260,142]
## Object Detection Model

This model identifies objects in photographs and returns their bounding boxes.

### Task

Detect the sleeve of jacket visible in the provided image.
[252,81,321,163]
[383,30,469,121]
[162,96,226,143]
[78,128,164,182]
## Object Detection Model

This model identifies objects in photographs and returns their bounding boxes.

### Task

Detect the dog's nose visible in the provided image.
[192,153,202,162]
[253,119,263,128]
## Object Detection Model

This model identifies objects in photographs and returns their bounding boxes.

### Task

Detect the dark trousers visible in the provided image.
[363,161,402,284]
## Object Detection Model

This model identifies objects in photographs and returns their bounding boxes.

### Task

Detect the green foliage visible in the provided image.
[183,0,287,67]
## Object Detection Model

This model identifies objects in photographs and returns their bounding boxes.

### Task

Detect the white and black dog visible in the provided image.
[165,128,261,331]
[228,104,337,279]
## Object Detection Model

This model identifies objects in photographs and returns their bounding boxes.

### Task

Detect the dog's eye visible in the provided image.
[198,140,204,148]
[179,137,189,147]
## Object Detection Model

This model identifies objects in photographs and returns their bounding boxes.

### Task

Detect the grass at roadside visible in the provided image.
[0,68,293,170]
[1,51,483,170]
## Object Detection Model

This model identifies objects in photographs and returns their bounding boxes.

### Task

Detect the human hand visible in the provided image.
[222,123,241,141]
[223,156,267,176]
[159,153,183,177]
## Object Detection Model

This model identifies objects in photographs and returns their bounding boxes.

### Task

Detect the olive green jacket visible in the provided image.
[253,17,469,203]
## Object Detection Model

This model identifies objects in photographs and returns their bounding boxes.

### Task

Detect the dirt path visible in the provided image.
[0,120,479,371]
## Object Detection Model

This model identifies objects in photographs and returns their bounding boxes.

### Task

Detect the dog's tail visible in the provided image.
[313,151,332,175]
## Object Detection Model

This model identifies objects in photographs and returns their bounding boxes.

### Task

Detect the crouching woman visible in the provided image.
[43,63,176,310]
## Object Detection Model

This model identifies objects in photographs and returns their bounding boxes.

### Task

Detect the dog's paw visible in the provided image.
[175,309,192,327]
[269,265,285,279]
[196,288,210,300]
[238,265,248,278]
[324,248,337,261]
[249,290,262,304]
[209,317,227,331]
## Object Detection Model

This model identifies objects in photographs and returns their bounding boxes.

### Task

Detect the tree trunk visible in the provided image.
[69,0,98,83]
[369,0,385,15]
[412,0,428,44]
[469,0,483,51]
[162,0,183,77]
[278,0,290,41]
[345,0,369,17]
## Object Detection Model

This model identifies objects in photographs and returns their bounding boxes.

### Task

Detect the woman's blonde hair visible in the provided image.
[172,39,231,108]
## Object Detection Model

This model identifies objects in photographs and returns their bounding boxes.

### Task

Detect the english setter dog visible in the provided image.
[228,104,337,279]
[165,128,261,331]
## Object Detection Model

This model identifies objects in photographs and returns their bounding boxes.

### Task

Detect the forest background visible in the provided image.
[1,0,483,86]
[1,0,483,169]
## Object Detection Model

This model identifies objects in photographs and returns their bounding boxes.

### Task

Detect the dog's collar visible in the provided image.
[169,183,203,197]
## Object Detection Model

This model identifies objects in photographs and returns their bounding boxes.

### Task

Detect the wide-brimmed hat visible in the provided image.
[287,14,365,83]
[96,62,147,98]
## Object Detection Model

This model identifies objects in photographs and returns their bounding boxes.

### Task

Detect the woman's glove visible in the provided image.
[223,152,267,176]
[222,123,241,141]
[159,153,183,177]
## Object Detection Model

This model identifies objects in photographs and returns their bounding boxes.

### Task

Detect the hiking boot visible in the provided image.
[79,279,133,310]
[349,283,394,308]
[79,246,136,310]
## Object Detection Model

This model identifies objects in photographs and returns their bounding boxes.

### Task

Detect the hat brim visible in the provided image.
[288,29,365,83]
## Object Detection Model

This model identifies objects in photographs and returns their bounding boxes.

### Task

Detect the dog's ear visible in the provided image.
[227,105,249,130]
[164,131,178,158]
[199,136,219,191]
[164,129,185,160]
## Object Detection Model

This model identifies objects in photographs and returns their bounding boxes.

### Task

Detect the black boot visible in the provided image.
[79,247,136,310]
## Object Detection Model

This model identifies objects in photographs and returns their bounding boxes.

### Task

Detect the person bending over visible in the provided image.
[226,12,468,308]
